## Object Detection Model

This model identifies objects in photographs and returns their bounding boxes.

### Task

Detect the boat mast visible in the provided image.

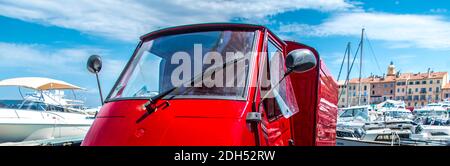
[337,40,361,107]
[358,28,364,106]
[346,42,351,107]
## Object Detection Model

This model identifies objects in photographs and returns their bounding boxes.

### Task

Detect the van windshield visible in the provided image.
[108,30,256,101]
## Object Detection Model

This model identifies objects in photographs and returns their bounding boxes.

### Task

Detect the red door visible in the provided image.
[256,35,297,146]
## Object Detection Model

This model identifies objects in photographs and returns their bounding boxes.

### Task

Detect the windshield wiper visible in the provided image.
[136,87,175,123]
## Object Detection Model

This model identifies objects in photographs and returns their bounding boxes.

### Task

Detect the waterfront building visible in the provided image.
[338,62,448,108]
[443,83,450,100]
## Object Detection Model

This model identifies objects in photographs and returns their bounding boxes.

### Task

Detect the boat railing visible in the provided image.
[391,132,401,146]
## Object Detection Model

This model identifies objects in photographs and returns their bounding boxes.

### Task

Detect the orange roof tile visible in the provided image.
[342,72,447,85]
[400,72,447,80]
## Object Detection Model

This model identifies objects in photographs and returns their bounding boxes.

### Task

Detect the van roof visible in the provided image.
[140,23,267,40]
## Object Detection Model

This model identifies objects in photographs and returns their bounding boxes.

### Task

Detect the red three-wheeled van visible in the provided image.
[82,23,338,146]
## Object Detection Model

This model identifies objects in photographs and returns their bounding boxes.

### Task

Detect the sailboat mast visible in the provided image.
[358,28,364,106]
[346,42,350,107]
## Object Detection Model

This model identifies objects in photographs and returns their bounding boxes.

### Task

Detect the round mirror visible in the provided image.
[285,49,317,73]
[87,55,102,73]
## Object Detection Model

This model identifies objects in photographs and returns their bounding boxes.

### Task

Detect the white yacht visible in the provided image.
[0,77,95,143]
[413,104,449,125]
[427,102,450,112]
[337,105,380,130]
[376,100,414,121]
[411,125,450,143]
[442,99,450,110]
[337,123,450,146]
[336,127,412,146]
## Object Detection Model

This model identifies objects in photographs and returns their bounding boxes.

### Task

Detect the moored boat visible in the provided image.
[0,77,95,143]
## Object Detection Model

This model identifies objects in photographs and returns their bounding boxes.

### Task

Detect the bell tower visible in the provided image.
[387,61,396,76]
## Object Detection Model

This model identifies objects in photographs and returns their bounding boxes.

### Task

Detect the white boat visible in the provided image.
[427,102,450,112]
[413,104,449,125]
[338,105,379,122]
[337,105,380,130]
[376,100,414,121]
[337,119,450,146]
[0,77,95,143]
[442,99,450,109]
[337,102,414,130]
[411,125,450,142]
[337,105,416,146]
[0,77,99,115]
[336,127,411,146]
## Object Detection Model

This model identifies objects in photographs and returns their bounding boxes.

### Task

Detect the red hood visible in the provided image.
[82,99,255,146]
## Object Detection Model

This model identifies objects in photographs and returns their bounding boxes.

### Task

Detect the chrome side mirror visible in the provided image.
[87,55,102,73]
[285,49,317,73]
[87,55,104,106]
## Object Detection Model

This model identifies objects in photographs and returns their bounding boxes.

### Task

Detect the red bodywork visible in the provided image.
[82,23,338,146]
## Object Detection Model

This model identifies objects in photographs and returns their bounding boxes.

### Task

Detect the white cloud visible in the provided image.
[0,42,125,80]
[0,0,354,42]
[0,42,126,106]
[279,12,450,50]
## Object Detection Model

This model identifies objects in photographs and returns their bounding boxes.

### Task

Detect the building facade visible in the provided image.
[338,80,347,108]
[369,77,396,104]
[443,83,450,100]
[397,72,448,107]
[338,79,371,108]
[338,62,448,108]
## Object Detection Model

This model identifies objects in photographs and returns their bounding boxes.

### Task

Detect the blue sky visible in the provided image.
[0,0,449,107]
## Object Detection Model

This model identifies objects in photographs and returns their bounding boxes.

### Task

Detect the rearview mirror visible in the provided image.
[87,55,102,73]
[87,54,104,106]
[285,49,317,73]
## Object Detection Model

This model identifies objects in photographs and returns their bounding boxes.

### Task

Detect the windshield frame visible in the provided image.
[105,26,262,103]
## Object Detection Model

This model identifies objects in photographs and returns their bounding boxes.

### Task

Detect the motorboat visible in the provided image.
[413,104,449,125]
[337,105,380,130]
[376,100,407,110]
[337,105,415,146]
[336,127,412,146]
[337,122,450,146]
[428,101,450,112]
[407,103,450,144]
[411,125,450,143]
[0,77,98,114]
[336,103,413,130]
[338,105,378,122]
[0,77,95,143]
[376,100,414,121]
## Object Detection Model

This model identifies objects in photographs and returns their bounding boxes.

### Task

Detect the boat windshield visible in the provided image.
[385,111,412,119]
[0,99,65,112]
[339,108,369,121]
[382,102,405,108]
[0,100,24,109]
[414,110,448,117]
[108,30,257,101]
